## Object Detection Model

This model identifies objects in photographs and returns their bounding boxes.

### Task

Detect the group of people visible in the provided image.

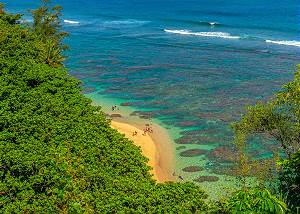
[131,124,154,137]
[111,105,118,111]
[142,125,153,136]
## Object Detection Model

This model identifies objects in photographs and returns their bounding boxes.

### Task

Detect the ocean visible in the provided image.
[5,0,299,197]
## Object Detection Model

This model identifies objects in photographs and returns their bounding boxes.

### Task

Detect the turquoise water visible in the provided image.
[5,0,299,197]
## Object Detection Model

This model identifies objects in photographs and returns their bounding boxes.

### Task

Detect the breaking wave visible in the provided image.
[64,19,80,24]
[164,29,240,39]
[265,39,300,47]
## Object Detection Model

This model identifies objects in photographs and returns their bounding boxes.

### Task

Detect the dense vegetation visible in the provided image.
[0,1,298,213]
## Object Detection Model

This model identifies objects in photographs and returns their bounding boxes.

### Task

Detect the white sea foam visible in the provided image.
[105,20,147,25]
[164,29,240,39]
[265,39,300,47]
[102,20,149,28]
[64,19,80,24]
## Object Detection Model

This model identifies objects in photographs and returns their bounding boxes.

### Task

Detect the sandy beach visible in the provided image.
[110,119,174,183]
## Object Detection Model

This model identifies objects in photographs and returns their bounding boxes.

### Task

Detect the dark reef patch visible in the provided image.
[121,102,133,106]
[175,136,194,144]
[176,146,186,150]
[180,149,208,157]
[195,112,215,119]
[81,87,96,94]
[207,146,237,163]
[182,166,203,172]
[110,114,122,118]
[176,121,199,127]
[175,135,220,145]
[194,176,219,183]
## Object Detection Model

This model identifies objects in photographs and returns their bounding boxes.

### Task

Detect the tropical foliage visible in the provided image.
[221,187,287,214]
[279,150,300,210]
[31,0,68,67]
[232,67,300,211]
[232,68,300,158]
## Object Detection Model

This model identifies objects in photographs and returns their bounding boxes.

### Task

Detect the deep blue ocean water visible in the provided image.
[5,0,300,196]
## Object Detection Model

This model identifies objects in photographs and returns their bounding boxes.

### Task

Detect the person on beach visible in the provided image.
[149,127,153,133]
[112,105,117,111]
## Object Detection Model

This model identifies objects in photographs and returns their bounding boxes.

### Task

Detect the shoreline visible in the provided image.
[110,118,175,183]
[87,94,239,199]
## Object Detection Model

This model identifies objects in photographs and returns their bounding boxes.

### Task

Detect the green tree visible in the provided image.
[218,187,287,214]
[31,0,68,67]
[232,67,300,157]
[278,150,300,210]
[232,67,300,210]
